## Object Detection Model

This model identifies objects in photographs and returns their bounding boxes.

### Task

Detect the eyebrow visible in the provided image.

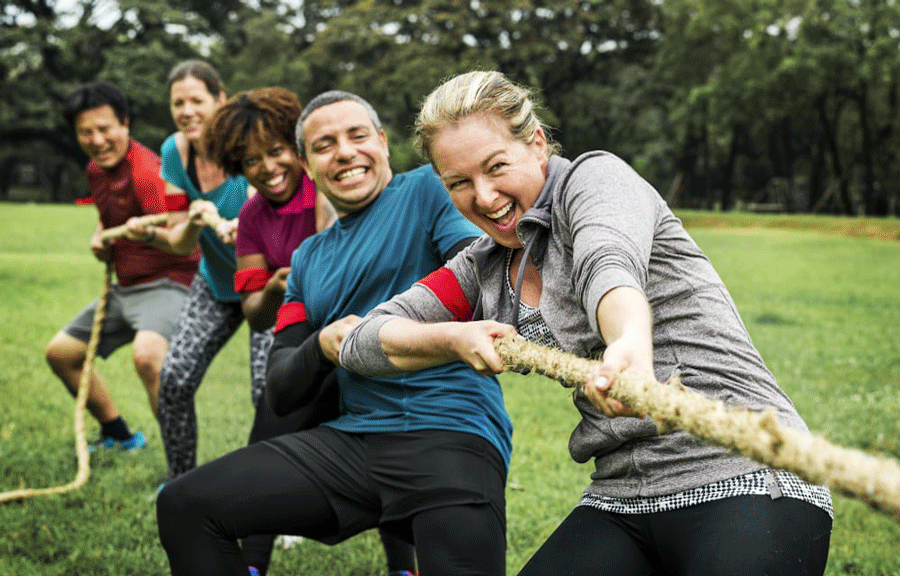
[309,124,371,148]
[347,125,371,136]
[440,149,505,182]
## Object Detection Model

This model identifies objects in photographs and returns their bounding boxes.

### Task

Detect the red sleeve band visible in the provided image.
[417,266,473,322]
[165,193,190,211]
[234,268,273,293]
[275,302,307,333]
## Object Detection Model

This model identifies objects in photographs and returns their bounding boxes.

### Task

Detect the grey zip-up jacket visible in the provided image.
[341,151,811,498]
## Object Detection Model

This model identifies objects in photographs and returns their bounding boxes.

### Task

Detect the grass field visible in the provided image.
[1,202,899,575]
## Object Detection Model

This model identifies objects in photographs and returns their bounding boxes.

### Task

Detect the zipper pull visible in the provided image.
[764,470,783,500]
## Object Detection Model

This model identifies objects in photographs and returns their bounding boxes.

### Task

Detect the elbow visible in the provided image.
[241,296,279,333]
[264,351,299,416]
[338,329,366,375]
[264,370,292,416]
[267,389,293,417]
[246,315,270,333]
[340,317,410,378]
[265,373,311,417]
[243,304,277,332]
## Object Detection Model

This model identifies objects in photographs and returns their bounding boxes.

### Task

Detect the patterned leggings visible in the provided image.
[158,275,272,479]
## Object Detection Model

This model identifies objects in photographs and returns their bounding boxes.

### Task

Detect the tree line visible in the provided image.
[2,0,899,215]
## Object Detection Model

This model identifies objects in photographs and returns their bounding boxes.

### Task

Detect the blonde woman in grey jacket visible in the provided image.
[340,70,832,576]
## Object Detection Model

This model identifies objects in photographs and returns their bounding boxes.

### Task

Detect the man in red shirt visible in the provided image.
[45,81,198,452]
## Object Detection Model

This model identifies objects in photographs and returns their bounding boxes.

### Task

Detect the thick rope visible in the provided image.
[495,336,900,522]
[97,213,168,243]
[98,208,222,246]
[0,264,112,503]
[198,211,224,229]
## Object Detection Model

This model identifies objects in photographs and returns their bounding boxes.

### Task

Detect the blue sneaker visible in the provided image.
[88,431,146,453]
[248,567,261,576]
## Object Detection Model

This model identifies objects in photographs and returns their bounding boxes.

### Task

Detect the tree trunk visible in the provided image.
[816,94,852,214]
[807,140,826,212]
[721,124,742,211]
[855,82,880,215]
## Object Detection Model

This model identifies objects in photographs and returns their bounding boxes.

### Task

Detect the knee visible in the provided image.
[157,480,196,552]
[45,342,64,371]
[412,503,506,573]
[45,335,82,373]
[156,477,210,537]
[156,482,180,535]
[132,348,162,383]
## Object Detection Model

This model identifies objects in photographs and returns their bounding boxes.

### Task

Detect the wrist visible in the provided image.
[444,323,472,363]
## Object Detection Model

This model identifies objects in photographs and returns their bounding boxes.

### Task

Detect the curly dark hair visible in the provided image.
[204,86,303,177]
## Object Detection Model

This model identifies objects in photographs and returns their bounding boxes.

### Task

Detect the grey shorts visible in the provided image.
[62,278,189,358]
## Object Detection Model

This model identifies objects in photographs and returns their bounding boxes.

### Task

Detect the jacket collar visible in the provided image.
[517,154,569,234]
[507,155,570,328]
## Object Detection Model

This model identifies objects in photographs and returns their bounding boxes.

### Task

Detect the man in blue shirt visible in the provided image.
[157,91,513,576]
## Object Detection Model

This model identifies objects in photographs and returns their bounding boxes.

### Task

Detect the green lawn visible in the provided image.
[1,203,898,575]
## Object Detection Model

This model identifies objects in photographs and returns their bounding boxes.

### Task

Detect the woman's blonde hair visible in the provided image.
[415,70,559,161]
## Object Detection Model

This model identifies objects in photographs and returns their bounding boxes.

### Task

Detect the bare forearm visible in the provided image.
[378,318,462,372]
[596,286,654,364]
[585,285,655,418]
[378,318,516,375]
[163,216,203,255]
[143,222,193,254]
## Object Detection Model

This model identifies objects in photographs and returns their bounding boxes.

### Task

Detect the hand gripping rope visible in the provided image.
[494,336,900,523]
[196,210,224,229]
[97,213,168,243]
[97,209,223,243]
[0,263,112,503]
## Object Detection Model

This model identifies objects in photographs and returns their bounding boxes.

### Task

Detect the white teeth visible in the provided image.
[337,167,366,181]
[266,174,286,187]
[486,203,513,220]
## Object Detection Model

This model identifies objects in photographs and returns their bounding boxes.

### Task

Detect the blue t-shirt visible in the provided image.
[161,134,248,302]
[285,165,512,466]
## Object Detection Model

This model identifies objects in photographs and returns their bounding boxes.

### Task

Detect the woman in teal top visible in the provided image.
[160,132,246,300]
[155,60,266,480]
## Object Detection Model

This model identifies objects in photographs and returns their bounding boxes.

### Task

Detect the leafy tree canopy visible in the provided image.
[2,0,899,214]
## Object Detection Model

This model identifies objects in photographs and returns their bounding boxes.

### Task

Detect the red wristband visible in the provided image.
[234,268,274,293]
[165,193,190,211]
[275,302,307,333]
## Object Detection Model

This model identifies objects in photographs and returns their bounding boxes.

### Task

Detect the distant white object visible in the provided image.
[277,535,305,548]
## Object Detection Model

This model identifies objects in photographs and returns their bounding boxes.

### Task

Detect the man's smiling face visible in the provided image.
[300,100,393,217]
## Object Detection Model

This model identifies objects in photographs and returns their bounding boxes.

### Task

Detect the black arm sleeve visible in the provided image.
[266,321,336,417]
[443,236,479,261]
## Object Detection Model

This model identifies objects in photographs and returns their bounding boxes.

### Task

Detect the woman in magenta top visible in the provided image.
[234,174,318,309]
[204,86,415,576]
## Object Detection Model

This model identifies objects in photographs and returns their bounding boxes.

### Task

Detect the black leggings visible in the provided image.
[157,434,505,576]
[239,383,348,574]
[516,496,832,576]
